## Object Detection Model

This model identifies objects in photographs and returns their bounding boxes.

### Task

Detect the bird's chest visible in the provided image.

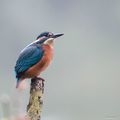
[36,44,54,69]
[42,44,54,60]
[25,45,54,77]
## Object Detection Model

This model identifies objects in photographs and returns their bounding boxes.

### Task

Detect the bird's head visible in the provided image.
[36,32,64,45]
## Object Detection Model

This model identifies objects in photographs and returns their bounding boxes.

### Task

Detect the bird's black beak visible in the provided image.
[52,33,64,38]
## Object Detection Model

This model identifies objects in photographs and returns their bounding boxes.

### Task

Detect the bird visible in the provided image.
[15,32,64,88]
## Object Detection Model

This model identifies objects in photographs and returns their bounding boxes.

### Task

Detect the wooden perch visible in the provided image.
[27,77,44,120]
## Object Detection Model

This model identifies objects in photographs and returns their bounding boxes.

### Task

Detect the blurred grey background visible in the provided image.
[0,0,120,120]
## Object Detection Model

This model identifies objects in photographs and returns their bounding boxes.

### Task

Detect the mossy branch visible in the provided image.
[27,78,44,120]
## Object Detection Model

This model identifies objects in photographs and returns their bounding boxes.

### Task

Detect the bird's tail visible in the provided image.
[16,73,24,88]
[16,79,27,89]
[16,79,20,88]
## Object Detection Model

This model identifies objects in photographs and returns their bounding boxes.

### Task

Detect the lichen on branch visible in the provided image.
[27,78,44,120]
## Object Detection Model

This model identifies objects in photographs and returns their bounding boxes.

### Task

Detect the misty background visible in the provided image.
[0,0,120,120]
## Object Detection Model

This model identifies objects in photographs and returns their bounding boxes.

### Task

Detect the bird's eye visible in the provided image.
[48,33,53,37]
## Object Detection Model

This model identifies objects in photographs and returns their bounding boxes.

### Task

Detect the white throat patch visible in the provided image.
[44,38,54,45]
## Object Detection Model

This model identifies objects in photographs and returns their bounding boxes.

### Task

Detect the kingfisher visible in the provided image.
[15,32,64,88]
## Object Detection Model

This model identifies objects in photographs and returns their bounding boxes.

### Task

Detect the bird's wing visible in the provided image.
[15,45,44,75]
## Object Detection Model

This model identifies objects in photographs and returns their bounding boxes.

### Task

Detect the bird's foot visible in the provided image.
[31,76,45,92]
[32,76,45,81]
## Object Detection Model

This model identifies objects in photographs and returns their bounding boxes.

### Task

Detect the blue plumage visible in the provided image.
[15,44,44,79]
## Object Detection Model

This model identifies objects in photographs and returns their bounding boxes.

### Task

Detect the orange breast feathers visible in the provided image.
[25,44,54,78]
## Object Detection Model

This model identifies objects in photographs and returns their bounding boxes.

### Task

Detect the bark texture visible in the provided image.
[27,78,44,120]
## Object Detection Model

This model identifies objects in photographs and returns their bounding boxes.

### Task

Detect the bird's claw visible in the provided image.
[33,76,45,81]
